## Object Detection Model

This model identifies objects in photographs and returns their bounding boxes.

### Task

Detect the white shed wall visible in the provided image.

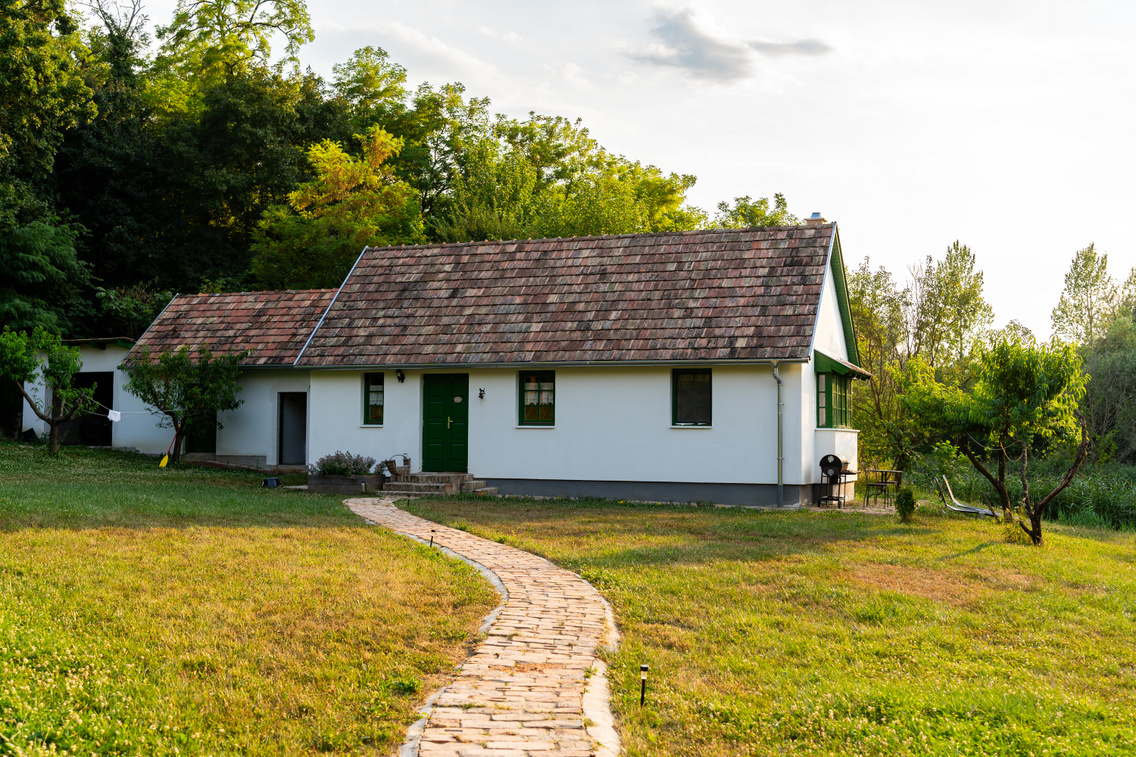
[20,345,169,453]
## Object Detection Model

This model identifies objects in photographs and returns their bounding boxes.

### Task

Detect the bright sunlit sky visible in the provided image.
[139,0,1136,338]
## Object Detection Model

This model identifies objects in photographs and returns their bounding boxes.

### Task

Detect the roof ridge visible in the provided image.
[361,224,834,255]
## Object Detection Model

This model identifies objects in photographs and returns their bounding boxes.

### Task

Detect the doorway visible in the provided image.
[422,374,468,472]
[278,392,307,466]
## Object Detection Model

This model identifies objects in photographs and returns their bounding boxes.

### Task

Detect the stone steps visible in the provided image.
[384,472,497,497]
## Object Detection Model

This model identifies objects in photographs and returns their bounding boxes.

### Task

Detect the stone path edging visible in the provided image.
[346,498,621,757]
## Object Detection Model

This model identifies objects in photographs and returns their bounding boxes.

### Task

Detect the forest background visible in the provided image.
[4,0,1135,527]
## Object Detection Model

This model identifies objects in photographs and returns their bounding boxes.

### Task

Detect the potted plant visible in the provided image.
[307,451,383,494]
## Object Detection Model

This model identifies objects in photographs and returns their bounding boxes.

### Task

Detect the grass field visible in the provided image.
[0,444,498,756]
[405,495,1136,756]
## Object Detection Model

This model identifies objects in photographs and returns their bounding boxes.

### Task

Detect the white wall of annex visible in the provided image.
[308,370,423,468]
[217,369,312,466]
[814,261,849,361]
[20,345,169,453]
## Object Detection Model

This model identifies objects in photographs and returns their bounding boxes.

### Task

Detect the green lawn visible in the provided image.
[0,444,498,756]
[404,496,1136,756]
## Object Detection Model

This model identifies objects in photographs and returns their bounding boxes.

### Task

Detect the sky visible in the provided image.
[139,0,1135,338]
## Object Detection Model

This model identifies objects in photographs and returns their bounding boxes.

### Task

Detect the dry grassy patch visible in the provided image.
[846,563,986,607]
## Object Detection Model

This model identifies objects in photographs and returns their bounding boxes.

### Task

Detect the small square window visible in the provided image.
[673,369,711,426]
[519,371,554,425]
[363,373,384,425]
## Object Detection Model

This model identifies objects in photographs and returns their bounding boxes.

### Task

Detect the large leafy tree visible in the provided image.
[0,327,98,454]
[902,338,1089,543]
[251,125,423,289]
[0,0,94,180]
[123,346,247,465]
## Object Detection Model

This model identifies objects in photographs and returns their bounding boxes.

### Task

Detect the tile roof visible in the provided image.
[297,225,836,367]
[127,289,337,366]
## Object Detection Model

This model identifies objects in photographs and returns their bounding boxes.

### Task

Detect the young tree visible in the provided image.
[902,338,1089,543]
[0,327,98,454]
[123,346,247,464]
[1051,243,1116,346]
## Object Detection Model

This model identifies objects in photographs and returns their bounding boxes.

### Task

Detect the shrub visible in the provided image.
[310,451,376,477]
[895,487,916,522]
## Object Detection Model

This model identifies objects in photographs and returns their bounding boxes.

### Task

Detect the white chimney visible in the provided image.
[805,212,826,225]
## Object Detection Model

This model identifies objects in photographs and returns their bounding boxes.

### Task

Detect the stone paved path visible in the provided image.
[346,498,620,757]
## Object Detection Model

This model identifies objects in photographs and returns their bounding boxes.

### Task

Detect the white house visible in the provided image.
[98,221,869,506]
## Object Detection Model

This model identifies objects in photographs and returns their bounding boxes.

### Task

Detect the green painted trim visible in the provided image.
[828,231,861,367]
[518,370,555,426]
[814,351,871,379]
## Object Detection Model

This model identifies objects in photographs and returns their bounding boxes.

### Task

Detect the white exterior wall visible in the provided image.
[20,345,169,453]
[308,364,810,485]
[814,262,849,361]
[309,370,423,469]
[800,257,861,485]
[216,369,312,466]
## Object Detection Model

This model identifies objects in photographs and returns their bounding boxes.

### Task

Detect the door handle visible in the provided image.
[447,416,452,429]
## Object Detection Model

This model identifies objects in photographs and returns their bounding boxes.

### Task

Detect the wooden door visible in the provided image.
[422,374,468,472]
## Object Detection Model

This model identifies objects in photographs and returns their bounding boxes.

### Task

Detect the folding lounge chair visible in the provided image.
[937,476,998,519]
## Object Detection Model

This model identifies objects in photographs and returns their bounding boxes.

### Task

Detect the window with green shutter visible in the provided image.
[816,372,851,428]
[363,373,384,425]
[519,371,555,425]
[672,369,712,426]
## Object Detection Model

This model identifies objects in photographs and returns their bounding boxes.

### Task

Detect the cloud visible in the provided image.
[628,7,832,82]
[378,21,499,79]
[749,39,832,57]
[478,25,522,44]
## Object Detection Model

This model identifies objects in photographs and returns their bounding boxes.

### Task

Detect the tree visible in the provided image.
[848,258,911,467]
[0,0,94,181]
[250,125,423,289]
[901,338,1090,544]
[0,327,98,454]
[123,346,247,464]
[154,0,313,78]
[1051,243,1116,346]
[0,184,90,333]
[905,243,993,369]
[711,193,798,228]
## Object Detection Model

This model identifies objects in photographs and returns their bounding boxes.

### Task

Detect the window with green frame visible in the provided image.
[363,372,384,425]
[672,369,712,426]
[816,372,851,428]
[519,371,555,425]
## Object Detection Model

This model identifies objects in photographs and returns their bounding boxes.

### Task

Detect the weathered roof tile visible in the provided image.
[297,225,836,366]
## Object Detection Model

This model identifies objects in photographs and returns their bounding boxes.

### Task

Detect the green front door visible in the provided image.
[422,374,468,472]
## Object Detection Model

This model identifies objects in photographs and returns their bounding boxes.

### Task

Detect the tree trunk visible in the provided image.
[47,393,62,456]
[170,423,186,465]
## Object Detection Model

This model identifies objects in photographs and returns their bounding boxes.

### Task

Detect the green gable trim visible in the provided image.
[828,232,861,367]
[815,350,872,380]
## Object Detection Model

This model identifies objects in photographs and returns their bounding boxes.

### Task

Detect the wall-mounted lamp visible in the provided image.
[478,388,485,399]
[396,370,405,383]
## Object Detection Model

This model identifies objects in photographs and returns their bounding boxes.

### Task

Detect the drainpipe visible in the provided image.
[772,362,784,508]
